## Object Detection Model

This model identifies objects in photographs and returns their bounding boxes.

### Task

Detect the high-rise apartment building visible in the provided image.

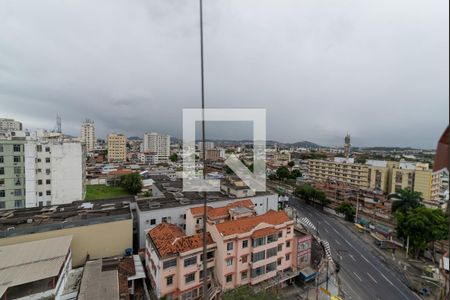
[24,140,86,207]
[0,118,22,132]
[143,132,170,162]
[0,137,26,209]
[107,134,127,162]
[80,119,95,152]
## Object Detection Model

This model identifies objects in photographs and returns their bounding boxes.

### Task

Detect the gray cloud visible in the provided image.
[0,0,448,148]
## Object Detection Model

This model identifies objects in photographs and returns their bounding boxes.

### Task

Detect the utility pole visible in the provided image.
[406,235,410,259]
[355,190,359,224]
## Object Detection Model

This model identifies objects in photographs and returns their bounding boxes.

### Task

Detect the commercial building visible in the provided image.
[24,140,86,207]
[107,133,127,162]
[0,118,22,132]
[80,119,96,152]
[0,137,26,209]
[143,132,170,162]
[0,200,133,267]
[0,235,72,300]
[390,162,433,200]
[197,141,215,151]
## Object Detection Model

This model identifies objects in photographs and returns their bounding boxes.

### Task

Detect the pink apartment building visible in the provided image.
[146,200,313,299]
[145,223,218,300]
[207,210,297,291]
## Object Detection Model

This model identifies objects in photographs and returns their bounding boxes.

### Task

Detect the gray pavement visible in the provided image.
[289,196,421,300]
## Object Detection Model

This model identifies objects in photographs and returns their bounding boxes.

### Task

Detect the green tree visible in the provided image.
[222,285,278,300]
[391,188,423,214]
[336,203,356,222]
[120,173,143,195]
[294,185,315,202]
[395,207,448,259]
[289,169,302,179]
[313,189,330,208]
[169,153,178,162]
[276,166,290,180]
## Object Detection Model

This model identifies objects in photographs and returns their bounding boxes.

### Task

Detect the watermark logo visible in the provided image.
[182,108,266,192]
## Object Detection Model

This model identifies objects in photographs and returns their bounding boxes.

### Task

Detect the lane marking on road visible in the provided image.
[367,273,378,284]
[332,227,340,234]
[344,238,353,247]
[324,228,329,233]
[360,254,370,263]
[335,239,341,245]
[324,220,330,226]
[353,272,362,281]
[349,254,356,262]
[380,272,394,286]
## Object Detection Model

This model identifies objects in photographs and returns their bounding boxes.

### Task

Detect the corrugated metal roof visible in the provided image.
[0,235,72,298]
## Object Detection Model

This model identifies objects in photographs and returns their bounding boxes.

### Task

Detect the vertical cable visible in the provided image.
[199,0,208,299]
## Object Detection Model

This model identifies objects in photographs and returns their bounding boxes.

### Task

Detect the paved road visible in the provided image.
[289,197,420,300]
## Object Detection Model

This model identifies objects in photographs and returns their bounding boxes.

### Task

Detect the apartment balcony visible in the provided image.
[251,268,300,293]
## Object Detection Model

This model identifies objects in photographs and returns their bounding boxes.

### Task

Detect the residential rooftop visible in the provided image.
[189,199,255,219]
[215,210,292,236]
[148,222,214,257]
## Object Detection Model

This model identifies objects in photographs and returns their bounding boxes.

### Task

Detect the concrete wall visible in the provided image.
[0,219,132,267]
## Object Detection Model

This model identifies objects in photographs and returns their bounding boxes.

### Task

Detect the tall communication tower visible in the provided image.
[344,132,351,158]
[56,114,62,133]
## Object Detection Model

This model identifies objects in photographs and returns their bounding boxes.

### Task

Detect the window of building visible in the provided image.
[241,271,248,280]
[277,244,283,252]
[267,234,278,243]
[46,179,51,185]
[0,167,4,175]
[162,217,168,223]
[286,241,291,248]
[14,167,21,174]
[14,189,21,196]
[46,169,51,175]
[287,226,292,234]
[13,144,21,152]
[184,256,197,267]
[266,247,277,258]
[278,231,283,238]
[225,274,233,283]
[37,158,41,163]
[13,156,21,163]
[300,242,310,250]
[277,258,282,266]
[252,237,266,248]
[150,219,156,225]
[0,190,5,197]
[251,251,265,263]
[266,262,277,273]
[200,251,215,261]
[0,201,4,209]
[38,192,43,197]
[45,157,51,163]
[163,258,177,269]
[14,200,23,208]
[241,255,248,263]
[285,254,290,261]
[166,275,174,286]
[0,145,3,152]
[36,145,42,152]
[251,266,266,278]
[37,180,43,185]
[226,258,233,266]
[45,146,50,152]
[227,242,233,251]
[46,190,51,196]
[0,179,4,186]
[242,239,248,248]
[185,272,195,284]
[0,156,3,163]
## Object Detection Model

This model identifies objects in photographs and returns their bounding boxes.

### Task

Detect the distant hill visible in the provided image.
[290,141,322,149]
[128,136,142,141]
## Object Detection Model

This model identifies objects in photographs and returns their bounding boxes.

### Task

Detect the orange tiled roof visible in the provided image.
[190,199,254,219]
[252,227,279,238]
[215,210,291,236]
[148,223,213,257]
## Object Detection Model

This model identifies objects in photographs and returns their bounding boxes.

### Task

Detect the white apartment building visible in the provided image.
[143,133,170,162]
[25,140,86,207]
[0,118,22,132]
[80,119,95,152]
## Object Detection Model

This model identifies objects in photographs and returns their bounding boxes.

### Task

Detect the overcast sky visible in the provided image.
[0,0,448,148]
